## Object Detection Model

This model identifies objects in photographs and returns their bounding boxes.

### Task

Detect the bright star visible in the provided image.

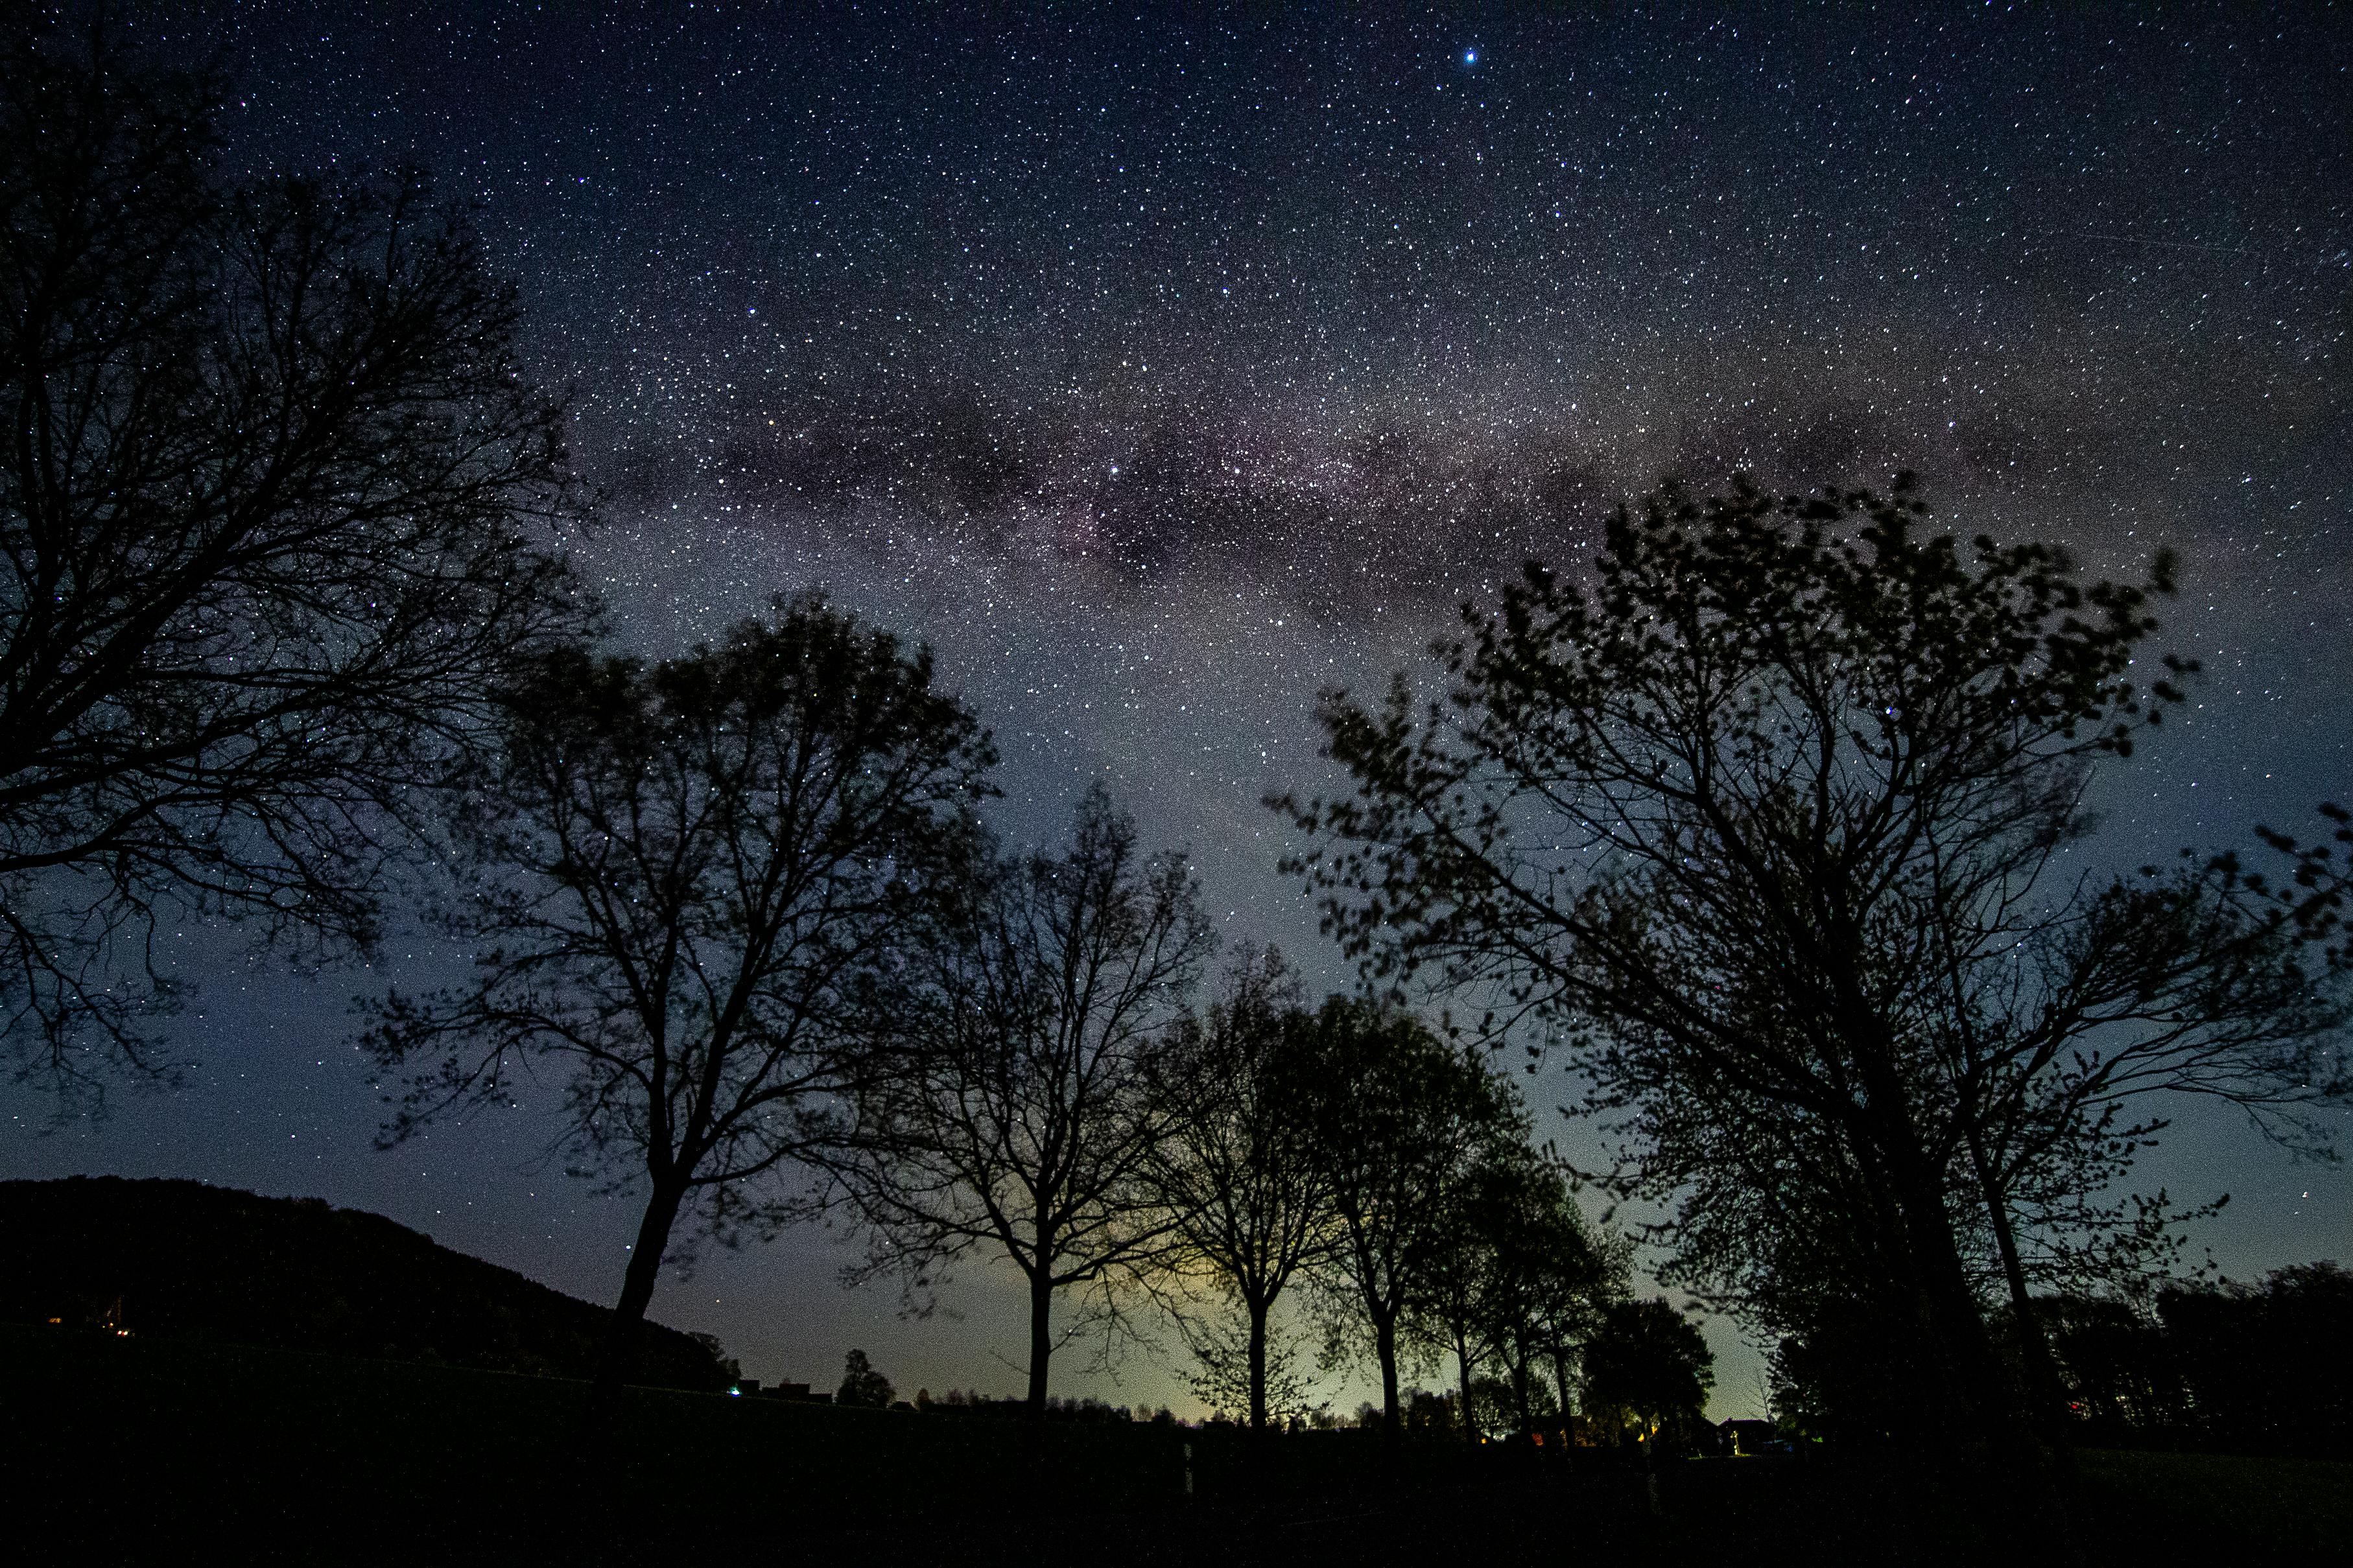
[1463,49,1478,65]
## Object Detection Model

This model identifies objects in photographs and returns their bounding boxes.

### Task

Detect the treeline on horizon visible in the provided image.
[828,1252,2353,1460]
[5,16,2352,1529]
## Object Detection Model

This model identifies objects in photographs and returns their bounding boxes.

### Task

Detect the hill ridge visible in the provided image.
[0,1174,726,1389]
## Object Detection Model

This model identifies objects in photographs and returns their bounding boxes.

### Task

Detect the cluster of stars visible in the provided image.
[27,2,2346,1414]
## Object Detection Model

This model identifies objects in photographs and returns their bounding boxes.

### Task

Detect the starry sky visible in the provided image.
[6,4,2349,1420]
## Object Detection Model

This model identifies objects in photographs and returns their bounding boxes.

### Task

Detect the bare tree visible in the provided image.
[1,20,589,1085]
[1145,947,1336,1432]
[365,598,992,1400]
[831,786,1212,1418]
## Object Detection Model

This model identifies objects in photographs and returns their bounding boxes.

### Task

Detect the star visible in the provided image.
[13,0,2345,1433]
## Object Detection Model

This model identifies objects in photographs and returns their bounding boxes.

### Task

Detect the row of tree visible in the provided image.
[371,596,1717,1440]
[366,633,1647,1433]
[2019,1263,2352,1455]
[8,23,2348,1502]
[1769,1261,2353,1457]
[1275,480,2353,1503]
[0,25,1682,1438]
[845,1281,1717,1452]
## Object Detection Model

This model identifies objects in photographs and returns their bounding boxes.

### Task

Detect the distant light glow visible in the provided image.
[50,2,2350,1438]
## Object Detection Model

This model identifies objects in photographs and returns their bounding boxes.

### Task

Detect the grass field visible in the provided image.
[8,1324,2344,1563]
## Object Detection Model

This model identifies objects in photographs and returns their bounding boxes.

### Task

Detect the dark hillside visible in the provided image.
[0,1176,725,1389]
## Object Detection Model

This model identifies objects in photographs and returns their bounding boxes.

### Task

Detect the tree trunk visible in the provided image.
[1552,1348,1577,1467]
[1026,1270,1054,1420]
[1839,1003,2031,1469]
[1247,1294,1270,1432]
[1456,1331,1478,1447]
[1869,1106,2073,1545]
[1967,1124,2081,1476]
[1882,1130,2009,1428]
[589,1175,691,1418]
[1373,1312,1402,1440]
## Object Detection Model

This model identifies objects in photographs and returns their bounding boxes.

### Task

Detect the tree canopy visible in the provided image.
[828,786,1212,1418]
[367,596,992,1393]
[2,22,589,1085]
[1581,1297,1715,1447]
[836,1348,896,1409]
[1291,995,1525,1440]
[1279,475,2350,1480]
[1146,948,1337,1431]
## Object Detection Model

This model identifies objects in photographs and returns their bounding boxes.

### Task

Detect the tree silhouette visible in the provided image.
[830,786,1212,1419]
[1279,475,2351,1490]
[1642,1055,1949,1447]
[1912,810,2346,1447]
[836,1348,895,1409]
[1581,1296,1714,1450]
[365,597,992,1403]
[1,21,587,1087]
[1145,948,1337,1432]
[1473,1154,1627,1441]
[2157,1261,2353,1453]
[1402,1113,1533,1447]
[1403,1139,1624,1446]
[1294,996,1522,1441]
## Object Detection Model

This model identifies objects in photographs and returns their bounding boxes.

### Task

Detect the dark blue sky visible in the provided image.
[7,3,2348,1419]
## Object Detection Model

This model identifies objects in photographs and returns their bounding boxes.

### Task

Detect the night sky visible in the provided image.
[6,5,2349,1420]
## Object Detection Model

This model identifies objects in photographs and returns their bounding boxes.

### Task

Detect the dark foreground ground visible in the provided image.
[8,1325,2346,1564]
